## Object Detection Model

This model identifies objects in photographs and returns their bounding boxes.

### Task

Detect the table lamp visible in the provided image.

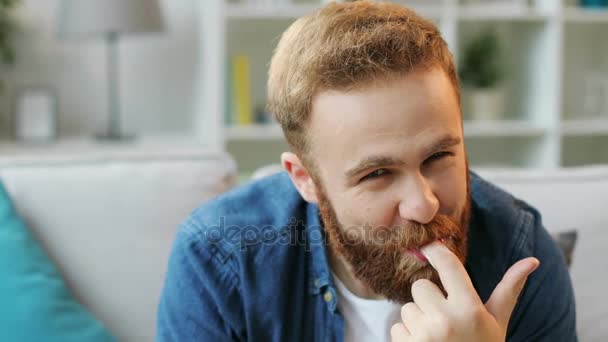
[59,0,164,140]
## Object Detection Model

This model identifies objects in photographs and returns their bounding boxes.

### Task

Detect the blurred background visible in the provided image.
[0,0,607,175]
[1,2,607,341]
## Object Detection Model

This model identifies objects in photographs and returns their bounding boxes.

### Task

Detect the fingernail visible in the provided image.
[530,258,540,272]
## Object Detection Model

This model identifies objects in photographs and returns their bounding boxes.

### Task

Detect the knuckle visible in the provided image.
[401,302,417,320]
[413,278,433,289]
[431,316,455,338]
[390,323,403,340]
[418,335,431,342]
[411,279,430,295]
[464,305,487,321]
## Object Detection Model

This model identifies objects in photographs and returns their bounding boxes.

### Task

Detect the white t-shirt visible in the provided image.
[332,272,403,342]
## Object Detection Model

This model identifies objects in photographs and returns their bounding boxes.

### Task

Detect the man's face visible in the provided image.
[307,67,470,304]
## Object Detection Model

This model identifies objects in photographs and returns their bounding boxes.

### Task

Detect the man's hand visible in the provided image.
[390,241,540,342]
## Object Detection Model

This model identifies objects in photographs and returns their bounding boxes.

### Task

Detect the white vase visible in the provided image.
[467,88,506,121]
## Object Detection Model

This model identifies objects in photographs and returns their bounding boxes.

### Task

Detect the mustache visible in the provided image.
[339,214,463,252]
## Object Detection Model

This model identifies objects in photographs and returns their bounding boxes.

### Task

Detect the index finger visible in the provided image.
[420,241,481,305]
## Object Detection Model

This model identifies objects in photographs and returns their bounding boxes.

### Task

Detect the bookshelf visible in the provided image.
[199,0,608,173]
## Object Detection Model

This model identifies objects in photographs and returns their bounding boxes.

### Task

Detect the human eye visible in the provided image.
[360,168,390,182]
[425,151,454,164]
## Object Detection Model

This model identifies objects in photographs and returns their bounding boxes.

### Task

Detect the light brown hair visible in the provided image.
[267,0,460,164]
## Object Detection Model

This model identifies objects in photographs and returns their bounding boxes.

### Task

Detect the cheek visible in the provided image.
[333,193,397,229]
[433,167,468,215]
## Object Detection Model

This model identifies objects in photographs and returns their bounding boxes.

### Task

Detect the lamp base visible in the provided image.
[95,132,136,142]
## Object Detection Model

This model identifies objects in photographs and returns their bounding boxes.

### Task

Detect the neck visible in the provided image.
[327,246,384,300]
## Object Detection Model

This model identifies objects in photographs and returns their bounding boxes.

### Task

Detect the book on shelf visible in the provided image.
[231,54,253,126]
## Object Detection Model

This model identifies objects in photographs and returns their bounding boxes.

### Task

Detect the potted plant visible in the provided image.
[459,29,505,121]
[0,0,20,92]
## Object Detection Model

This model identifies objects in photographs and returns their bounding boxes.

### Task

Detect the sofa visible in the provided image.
[0,149,605,341]
[0,148,238,342]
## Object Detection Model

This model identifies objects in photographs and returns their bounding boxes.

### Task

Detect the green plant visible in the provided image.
[0,0,19,93]
[0,0,19,66]
[458,29,503,89]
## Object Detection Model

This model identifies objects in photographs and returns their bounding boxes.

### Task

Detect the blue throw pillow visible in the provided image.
[0,182,116,342]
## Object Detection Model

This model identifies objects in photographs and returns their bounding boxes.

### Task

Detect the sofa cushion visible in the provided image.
[0,149,237,342]
[553,230,578,268]
[0,182,116,342]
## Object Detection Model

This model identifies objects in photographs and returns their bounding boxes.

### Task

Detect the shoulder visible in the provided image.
[469,172,576,341]
[178,171,307,258]
[469,171,537,231]
[467,171,567,293]
[469,170,565,261]
[469,171,548,260]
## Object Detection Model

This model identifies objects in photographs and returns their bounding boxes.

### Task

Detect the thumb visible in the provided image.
[485,257,540,328]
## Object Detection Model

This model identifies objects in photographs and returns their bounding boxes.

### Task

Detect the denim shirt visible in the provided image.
[157,171,577,341]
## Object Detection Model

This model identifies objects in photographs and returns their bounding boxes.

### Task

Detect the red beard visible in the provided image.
[316,185,470,304]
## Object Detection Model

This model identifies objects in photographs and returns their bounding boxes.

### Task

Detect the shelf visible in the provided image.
[562,135,608,167]
[463,120,547,137]
[206,0,608,169]
[457,4,551,21]
[226,121,546,141]
[561,118,608,136]
[225,3,318,19]
[0,135,216,162]
[224,3,557,21]
[564,7,608,23]
[226,124,284,140]
[225,3,444,19]
[399,3,444,19]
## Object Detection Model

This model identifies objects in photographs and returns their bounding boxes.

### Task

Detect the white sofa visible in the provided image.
[0,148,238,342]
[1,149,605,341]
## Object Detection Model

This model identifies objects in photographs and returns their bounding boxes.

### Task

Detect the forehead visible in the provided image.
[307,68,461,172]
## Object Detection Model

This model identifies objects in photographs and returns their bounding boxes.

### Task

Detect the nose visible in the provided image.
[398,173,439,225]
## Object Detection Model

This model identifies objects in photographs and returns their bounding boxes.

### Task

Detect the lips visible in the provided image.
[407,248,429,263]
[406,238,447,263]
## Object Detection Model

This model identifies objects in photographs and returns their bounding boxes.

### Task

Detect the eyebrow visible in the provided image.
[344,156,405,179]
[424,136,462,158]
[344,135,462,180]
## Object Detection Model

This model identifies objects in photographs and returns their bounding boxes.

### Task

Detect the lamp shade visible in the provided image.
[59,0,164,38]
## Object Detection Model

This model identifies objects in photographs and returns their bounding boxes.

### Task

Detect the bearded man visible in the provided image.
[157,2,576,341]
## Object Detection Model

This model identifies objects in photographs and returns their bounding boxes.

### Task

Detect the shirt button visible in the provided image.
[323,291,333,303]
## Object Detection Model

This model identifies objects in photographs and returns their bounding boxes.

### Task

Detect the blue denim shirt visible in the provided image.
[157,171,577,341]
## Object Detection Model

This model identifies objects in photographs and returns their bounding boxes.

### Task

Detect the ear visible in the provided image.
[281,152,319,204]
